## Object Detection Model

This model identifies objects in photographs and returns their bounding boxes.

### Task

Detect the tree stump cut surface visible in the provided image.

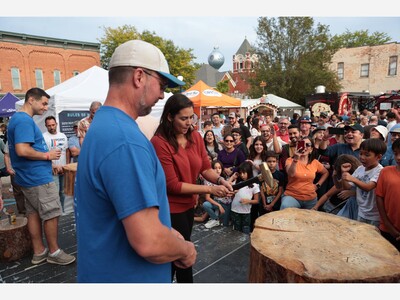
[249,208,400,283]
[0,217,32,262]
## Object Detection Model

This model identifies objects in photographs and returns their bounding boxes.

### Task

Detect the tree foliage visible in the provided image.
[216,80,229,94]
[99,25,199,92]
[249,17,341,106]
[331,29,392,49]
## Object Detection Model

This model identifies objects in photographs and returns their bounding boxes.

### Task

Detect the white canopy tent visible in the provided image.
[15,66,170,139]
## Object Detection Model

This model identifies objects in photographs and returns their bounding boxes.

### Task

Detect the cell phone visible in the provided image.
[328,127,345,135]
[296,140,305,151]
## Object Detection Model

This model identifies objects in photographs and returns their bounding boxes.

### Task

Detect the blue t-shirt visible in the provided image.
[319,143,360,166]
[68,134,80,163]
[75,106,172,283]
[7,112,52,187]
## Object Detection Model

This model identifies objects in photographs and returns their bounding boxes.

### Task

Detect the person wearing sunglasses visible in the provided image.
[217,133,247,177]
[280,137,329,210]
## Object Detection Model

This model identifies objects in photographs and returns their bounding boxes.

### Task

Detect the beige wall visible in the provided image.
[330,42,400,94]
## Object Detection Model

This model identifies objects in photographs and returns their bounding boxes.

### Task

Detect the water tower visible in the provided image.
[208,46,225,70]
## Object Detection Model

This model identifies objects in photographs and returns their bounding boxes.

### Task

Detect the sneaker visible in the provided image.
[204,219,220,229]
[31,248,49,264]
[47,249,76,265]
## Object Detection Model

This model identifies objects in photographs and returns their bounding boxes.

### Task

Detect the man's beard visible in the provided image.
[138,83,155,117]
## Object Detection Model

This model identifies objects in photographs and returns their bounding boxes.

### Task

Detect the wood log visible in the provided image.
[0,217,32,262]
[249,208,400,283]
[63,162,77,196]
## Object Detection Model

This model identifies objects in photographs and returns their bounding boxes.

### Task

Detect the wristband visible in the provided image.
[292,159,298,163]
[316,183,321,189]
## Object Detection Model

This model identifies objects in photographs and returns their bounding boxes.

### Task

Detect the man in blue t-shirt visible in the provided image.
[8,87,75,266]
[75,40,196,283]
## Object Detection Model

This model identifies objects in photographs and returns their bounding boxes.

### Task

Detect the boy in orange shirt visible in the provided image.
[376,138,400,251]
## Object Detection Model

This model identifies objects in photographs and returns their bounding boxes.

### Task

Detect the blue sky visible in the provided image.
[1,1,399,71]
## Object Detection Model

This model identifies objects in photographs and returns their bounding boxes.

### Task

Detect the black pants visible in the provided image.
[170,208,194,283]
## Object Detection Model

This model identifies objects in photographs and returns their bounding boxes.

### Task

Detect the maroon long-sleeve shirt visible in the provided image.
[151,131,211,213]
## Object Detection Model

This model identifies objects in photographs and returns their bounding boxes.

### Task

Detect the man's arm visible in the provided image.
[15,143,60,161]
[122,207,196,267]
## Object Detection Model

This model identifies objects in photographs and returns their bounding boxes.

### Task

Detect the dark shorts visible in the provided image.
[21,182,62,221]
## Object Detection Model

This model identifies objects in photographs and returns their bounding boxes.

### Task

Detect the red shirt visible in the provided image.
[151,131,211,213]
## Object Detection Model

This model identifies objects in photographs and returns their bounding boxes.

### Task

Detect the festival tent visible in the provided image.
[182,80,241,127]
[0,92,21,117]
[15,65,171,138]
[183,80,242,108]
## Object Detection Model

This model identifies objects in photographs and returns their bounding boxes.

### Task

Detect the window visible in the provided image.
[54,70,61,85]
[11,67,21,90]
[360,64,369,78]
[337,62,344,80]
[388,56,397,76]
[73,71,79,76]
[35,69,44,88]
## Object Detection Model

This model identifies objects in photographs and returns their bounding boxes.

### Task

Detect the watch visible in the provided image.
[316,183,321,189]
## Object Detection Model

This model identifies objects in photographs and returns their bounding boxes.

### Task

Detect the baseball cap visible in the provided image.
[344,123,364,134]
[320,111,328,118]
[229,112,236,118]
[390,127,400,133]
[371,125,388,141]
[109,40,185,88]
[312,126,326,136]
[299,116,312,123]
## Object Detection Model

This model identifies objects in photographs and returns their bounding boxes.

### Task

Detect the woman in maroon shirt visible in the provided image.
[151,94,232,283]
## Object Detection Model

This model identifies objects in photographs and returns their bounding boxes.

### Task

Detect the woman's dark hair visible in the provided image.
[300,136,318,164]
[334,154,362,178]
[248,136,267,161]
[236,161,254,188]
[154,94,194,153]
[251,117,260,130]
[212,160,227,178]
[204,129,220,157]
[246,115,253,128]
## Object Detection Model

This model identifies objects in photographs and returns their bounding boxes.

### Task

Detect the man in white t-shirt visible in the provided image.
[211,112,224,143]
[43,116,69,212]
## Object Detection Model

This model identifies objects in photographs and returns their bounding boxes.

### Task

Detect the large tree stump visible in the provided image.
[63,163,77,196]
[0,217,32,262]
[249,208,400,283]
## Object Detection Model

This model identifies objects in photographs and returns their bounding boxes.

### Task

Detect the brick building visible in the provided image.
[330,42,400,94]
[0,30,100,98]
[223,37,258,99]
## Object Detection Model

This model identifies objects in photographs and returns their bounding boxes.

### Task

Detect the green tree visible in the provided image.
[216,80,229,94]
[249,17,341,106]
[99,25,199,92]
[331,29,392,49]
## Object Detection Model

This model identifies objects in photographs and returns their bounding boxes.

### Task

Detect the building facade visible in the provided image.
[330,42,400,95]
[224,37,258,99]
[0,30,100,98]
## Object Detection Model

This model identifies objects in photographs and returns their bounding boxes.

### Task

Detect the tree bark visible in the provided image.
[0,217,32,262]
[249,208,400,283]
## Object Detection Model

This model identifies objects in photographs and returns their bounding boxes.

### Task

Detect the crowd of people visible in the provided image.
[0,39,399,284]
[195,106,400,253]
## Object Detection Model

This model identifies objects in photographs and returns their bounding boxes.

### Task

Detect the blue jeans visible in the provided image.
[337,196,358,220]
[203,200,232,226]
[203,201,219,220]
[280,194,317,210]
